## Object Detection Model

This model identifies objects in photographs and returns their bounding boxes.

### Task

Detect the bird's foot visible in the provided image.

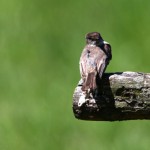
[85,89,93,99]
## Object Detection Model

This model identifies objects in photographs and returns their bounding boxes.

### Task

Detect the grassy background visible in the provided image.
[0,0,150,150]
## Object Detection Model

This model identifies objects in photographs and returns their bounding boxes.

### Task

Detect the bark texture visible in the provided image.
[73,72,150,121]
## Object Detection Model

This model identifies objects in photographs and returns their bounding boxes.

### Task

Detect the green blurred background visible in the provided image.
[0,0,150,149]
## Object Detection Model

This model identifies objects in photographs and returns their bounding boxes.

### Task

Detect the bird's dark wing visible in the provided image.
[104,43,112,61]
[96,43,112,78]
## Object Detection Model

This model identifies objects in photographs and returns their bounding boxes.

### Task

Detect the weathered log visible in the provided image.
[73,72,150,121]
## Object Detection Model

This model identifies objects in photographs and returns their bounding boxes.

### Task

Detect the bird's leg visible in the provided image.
[85,89,91,99]
[89,90,94,99]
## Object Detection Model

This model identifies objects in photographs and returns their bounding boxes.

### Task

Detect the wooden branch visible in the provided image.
[73,72,150,121]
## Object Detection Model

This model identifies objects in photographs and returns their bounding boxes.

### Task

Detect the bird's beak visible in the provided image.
[103,41,109,44]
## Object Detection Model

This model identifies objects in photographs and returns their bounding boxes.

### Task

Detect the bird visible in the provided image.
[78,32,112,106]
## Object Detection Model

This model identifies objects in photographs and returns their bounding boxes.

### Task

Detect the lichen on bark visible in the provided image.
[73,71,150,121]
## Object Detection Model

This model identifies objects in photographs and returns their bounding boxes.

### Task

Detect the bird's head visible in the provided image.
[86,32,103,46]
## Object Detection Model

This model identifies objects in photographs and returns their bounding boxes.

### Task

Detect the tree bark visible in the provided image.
[73,72,150,121]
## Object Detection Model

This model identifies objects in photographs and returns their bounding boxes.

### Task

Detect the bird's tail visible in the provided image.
[82,72,97,91]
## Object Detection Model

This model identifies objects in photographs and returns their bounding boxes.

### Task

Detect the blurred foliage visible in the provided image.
[0,0,150,150]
